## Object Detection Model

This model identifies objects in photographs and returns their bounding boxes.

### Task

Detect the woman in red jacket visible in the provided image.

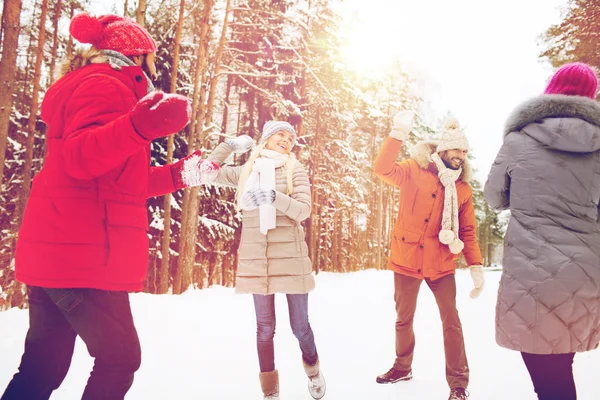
[2,13,218,400]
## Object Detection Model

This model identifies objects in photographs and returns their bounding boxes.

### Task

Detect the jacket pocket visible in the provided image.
[43,288,84,312]
[105,202,148,230]
[104,202,149,276]
[389,229,422,268]
[52,197,106,244]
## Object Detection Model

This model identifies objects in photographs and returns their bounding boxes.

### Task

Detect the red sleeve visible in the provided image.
[61,75,149,180]
[147,165,176,198]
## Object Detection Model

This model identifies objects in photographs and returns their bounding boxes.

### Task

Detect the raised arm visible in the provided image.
[373,110,415,187]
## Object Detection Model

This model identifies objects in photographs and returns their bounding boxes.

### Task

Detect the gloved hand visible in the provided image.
[225,135,255,154]
[389,110,415,141]
[170,150,220,189]
[469,265,485,299]
[241,188,276,210]
[130,91,191,140]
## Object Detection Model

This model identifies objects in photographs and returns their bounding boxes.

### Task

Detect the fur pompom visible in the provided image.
[439,229,455,245]
[449,238,464,255]
[69,13,103,45]
[444,117,460,130]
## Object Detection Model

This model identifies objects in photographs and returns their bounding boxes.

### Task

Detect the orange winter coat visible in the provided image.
[374,137,482,280]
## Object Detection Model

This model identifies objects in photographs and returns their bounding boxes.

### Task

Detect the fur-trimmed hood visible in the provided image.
[504,94,600,152]
[410,140,473,183]
[41,48,151,126]
[55,47,154,92]
[55,47,110,81]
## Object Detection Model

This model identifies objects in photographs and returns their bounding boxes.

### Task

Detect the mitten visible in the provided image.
[389,110,415,141]
[225,135,255,154]
[130,91,191,140]
[170,150,220,189]
[241,188,276,210]
[469,265,485,299]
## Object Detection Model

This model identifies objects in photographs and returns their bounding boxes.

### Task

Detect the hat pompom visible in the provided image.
[449,238,464,255]
[444,117,460,131]
[439,229,455,245]
[70,13,103,45]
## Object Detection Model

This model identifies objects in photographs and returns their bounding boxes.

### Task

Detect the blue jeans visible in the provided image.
[253,293,318,373]
[2,286,141,400]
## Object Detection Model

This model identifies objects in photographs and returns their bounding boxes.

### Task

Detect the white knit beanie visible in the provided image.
[260,121,296,147]
[436,117,470,152]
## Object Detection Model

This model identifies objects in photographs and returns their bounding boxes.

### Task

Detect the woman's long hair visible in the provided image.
[236,143,297,207]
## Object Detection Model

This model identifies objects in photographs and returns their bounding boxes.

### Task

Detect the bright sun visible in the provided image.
[335,0,424,78]
[339,23,403,77]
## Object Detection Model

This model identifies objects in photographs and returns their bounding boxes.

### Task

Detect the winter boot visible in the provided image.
[375,367,413,384]
[259,370,279,400]
[303,358,326,399]
[448,387,469,400]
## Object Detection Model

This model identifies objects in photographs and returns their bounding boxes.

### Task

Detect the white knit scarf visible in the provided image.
[430,152,464,254]
[242,149,289,235]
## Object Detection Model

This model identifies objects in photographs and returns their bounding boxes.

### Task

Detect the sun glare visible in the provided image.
[339,24,402,77]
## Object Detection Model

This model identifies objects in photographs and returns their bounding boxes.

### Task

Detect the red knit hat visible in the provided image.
[69,13,157,56]
[544,62,598,99]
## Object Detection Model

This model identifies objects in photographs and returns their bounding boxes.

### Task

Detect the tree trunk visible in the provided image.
[48,0,62,85]
[18,0,47,224]
[203,0,231,143]
[220,74,232,137]
[158,0,186,295]
[0,0,22,188]
[376,180,383,269]
[174,0,215,295]
[308,107,320,267]
[135,0,146,26]
[123,0,129,16]
[66,3,74,57]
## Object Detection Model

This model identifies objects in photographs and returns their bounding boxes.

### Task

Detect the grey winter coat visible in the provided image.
[484,94,600,354]
[208,143,315,294]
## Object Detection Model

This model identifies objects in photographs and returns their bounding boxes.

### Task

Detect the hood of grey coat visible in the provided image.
[504,94,600,153]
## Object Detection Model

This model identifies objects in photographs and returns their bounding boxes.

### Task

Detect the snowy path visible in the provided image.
[1,269,599,399]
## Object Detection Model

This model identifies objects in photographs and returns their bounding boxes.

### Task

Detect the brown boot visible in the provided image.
[259,370,279,400]
[303,359,326,399]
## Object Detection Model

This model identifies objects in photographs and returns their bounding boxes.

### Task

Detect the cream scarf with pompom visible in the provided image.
[430,152,464,254]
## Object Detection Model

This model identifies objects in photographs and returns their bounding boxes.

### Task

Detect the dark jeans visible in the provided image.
[522,352,577,400]
[2,286,141,400]
[253,293,318,373]
[393,273,469,389]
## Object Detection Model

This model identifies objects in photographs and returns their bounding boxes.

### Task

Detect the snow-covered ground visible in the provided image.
[1,269,599,399]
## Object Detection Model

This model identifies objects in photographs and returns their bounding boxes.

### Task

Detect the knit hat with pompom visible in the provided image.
[436,117,470,153]
[69,13,156,56]
[544,62,598,99]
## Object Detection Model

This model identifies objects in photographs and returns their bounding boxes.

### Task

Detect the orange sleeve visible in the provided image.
[373,137,411,187]
[459,188,483,265]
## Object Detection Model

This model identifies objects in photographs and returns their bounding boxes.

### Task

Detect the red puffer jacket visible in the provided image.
[16,56,177,291]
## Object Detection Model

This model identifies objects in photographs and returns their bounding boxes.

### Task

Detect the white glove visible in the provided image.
[171,151,219,188]
[469,265,485,299]
[389,110,415,141]
[241,188,276,210]
[225,135,255,154]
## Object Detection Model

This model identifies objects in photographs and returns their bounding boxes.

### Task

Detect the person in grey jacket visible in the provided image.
[484,62,600,400]
[209,122,325,400]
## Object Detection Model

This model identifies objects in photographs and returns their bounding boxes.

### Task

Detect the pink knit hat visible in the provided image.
[69,13,157,56]
[544,62,598,99]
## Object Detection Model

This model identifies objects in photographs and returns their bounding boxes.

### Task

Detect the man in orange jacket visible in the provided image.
[373,111,484,400]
